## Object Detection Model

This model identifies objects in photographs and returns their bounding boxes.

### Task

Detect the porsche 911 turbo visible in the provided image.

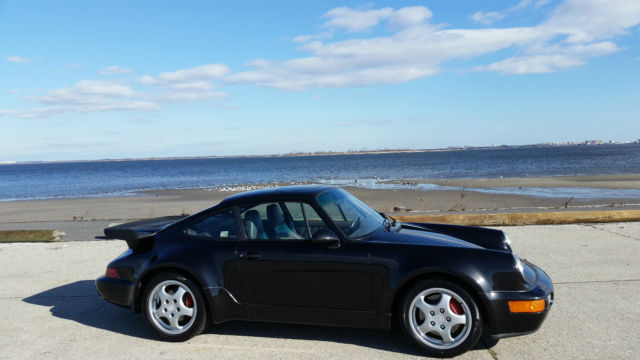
[96,185,553,358]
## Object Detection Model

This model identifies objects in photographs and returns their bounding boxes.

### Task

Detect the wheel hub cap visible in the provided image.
[147,280,197,335]
[408,287,472,350]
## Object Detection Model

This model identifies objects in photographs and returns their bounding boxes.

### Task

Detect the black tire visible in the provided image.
[399,279,482,358]
[142,272,207,342]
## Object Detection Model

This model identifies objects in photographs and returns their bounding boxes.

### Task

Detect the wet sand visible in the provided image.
[400,174,640,189]
[1,174,640,223]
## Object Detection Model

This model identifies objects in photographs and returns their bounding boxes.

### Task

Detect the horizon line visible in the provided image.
[3,140,639,165]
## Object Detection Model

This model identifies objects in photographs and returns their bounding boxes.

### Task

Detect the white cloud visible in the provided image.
[513,0,534,11]
[140,64,229,88]
[65,63,83,69]
[470,11,506,26]
[0,65,231,118]
[38,80,135,103]
[158,91,227,102]
[226,1,640,90]
[541,0,640,43]
[388,6,433,29]
[7,55,29,63]
[3,0,639,119]
[480,54,585,74]
[0,80,158,118]
[479,0,639,73]
[139,64,229,103]
[322,6,394,32]
[479,41,619,74]
[99,65,132,75]
[0,109,18,116]
[470,0,532,25]
[226,25,541,90]
[535,0,552,9]
[293,31,333,43]
[321,6,433,32]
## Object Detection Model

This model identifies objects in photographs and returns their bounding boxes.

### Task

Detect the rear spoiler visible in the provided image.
[104,216,185,251]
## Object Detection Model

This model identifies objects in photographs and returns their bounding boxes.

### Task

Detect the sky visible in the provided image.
[1,0,639,162]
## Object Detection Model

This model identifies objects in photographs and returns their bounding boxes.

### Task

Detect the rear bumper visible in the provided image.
[95,275,135,308]
[480,261,554,338]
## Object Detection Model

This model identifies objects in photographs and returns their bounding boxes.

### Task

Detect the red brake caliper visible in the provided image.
[184,293,194,308]
[449,298,463,315]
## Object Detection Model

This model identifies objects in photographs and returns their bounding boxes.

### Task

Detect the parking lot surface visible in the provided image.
[0,222,638,359]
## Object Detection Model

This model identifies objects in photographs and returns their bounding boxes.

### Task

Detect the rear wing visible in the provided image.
[104,216,185,251]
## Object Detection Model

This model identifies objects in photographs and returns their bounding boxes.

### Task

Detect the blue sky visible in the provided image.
[1,0,639,161]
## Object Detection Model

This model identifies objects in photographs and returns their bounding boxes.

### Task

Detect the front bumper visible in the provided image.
[480,260,554,338]
[95,275,135,308]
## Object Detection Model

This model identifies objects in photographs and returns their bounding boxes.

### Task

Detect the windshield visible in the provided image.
[316,189,383,238]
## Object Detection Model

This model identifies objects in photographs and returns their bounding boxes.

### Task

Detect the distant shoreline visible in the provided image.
[2,174,640,203]
[3,141,639,165]
[2,174,640,223]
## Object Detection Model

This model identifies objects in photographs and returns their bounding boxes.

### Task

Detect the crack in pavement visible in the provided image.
[486,348,498,360]
[0,294,95,300]
[581,224,640,242]
[479,338,499,360]
[554,279,640,285]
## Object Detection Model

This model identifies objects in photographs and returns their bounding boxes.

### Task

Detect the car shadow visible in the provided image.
[23,280,496,355]
[207,321,424,356]
[22,280,153,340]
[207,322,497,355]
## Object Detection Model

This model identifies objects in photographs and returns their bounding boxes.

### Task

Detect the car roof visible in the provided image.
[218,184,339,206]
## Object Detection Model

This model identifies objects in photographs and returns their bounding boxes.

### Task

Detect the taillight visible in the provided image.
[105,267,120,279]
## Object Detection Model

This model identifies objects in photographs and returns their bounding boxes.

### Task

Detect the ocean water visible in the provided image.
[1,144,639,201]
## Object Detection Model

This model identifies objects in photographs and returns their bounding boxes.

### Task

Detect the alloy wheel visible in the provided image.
[147,279,197,335]
[407,287,472,350]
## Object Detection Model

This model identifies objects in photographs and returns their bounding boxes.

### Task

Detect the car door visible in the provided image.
[182,208,253,314]
[235,201,372,317]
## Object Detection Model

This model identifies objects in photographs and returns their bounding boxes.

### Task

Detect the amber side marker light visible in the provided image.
[508,299,545,313]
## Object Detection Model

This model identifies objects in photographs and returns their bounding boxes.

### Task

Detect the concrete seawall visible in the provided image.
[396,209,640,226]
[0,230,63,243]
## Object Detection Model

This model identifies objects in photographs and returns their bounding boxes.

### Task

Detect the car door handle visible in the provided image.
[239,252,261,260]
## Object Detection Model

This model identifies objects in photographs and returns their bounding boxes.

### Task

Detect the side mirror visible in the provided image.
[311,228,340,248]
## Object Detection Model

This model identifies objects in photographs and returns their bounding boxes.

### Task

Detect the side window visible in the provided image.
[239,203,272,240]
[319,198,347,221]
[300,203,331,239]
[285,202,305,221]
[241,202,324,240]
[185,209,239,239]
[282,202,331,239]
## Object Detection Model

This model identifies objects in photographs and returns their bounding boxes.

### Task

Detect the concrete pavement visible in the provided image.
[0,222,638,359]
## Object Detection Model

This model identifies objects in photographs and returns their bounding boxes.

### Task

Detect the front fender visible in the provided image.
[370,243,520,313]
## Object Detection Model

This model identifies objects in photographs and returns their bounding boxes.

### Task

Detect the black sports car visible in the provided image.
[96,185,553,358]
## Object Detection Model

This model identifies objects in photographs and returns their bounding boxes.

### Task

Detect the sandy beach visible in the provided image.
[1,175,640,223]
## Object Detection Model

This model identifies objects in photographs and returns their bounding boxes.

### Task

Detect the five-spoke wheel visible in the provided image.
[400,280,482,358]
[143,272,207,341]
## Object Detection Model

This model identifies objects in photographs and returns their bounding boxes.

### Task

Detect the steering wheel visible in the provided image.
[347,216,361,235]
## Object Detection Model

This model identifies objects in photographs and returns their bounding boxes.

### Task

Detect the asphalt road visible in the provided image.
[0,222,638,359]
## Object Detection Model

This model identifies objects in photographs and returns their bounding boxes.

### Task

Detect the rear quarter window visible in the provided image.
[185,209,239,239]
